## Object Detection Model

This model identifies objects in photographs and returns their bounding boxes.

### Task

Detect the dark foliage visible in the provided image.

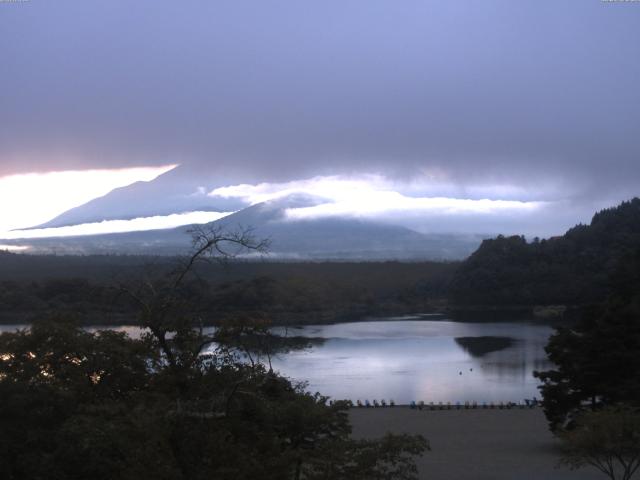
[534,249,640,431]
[0,259,456,325]
[0,318,428,479]
[450,198,640,307]
[559,406,640,480]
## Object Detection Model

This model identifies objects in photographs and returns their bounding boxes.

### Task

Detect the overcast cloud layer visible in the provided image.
[1,1,639,233]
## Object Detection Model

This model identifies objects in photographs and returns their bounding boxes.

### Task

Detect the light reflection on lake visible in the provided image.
[0,317,554,403]
[270,318,553,404]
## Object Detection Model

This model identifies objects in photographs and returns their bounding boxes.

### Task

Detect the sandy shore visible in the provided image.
[349,407,602,480]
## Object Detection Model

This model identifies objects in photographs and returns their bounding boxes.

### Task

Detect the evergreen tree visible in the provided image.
[534,250,640,431]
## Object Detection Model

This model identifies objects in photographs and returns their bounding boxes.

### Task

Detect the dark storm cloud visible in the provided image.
[1,0,639,201]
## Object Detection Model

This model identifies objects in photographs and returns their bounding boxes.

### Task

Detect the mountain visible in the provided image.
[32,165,247,229]
[213,194,481,259]
[449,197,640,306]
[8,194,484,260]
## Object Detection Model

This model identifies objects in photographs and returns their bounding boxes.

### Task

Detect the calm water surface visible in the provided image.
[271,317,553,404]
[0,316,554,404]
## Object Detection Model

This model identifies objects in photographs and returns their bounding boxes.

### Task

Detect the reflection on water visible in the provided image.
[454,336,515,357]
[0,317,554,403]
[271,319,553,403]
[86,325,148,339]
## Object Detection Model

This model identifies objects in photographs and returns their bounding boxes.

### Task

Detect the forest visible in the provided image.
[0,253,456,325]
[449,198,640,308]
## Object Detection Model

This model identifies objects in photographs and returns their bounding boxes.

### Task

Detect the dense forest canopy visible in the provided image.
[0,258,456,325]
[449,198,640,307]
[534,248,640,432]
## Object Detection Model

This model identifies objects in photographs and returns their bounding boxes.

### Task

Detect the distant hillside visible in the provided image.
[8,194,485,260]
[449,198,640,306]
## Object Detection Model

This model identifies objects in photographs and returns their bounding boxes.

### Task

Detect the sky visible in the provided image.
[1,1,639,239]
[0,166,175,233]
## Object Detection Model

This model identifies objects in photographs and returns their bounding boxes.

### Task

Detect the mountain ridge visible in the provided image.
[7,194,485,260]
[31,165,248,229]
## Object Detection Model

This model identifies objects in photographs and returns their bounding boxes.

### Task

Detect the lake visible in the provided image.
[0,315,554,404]
[270,316,554,404]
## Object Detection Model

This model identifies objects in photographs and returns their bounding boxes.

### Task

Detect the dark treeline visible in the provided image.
[534,247,640,431]
[449,198,640,308]
[0,254,457,325]
[530,248,640,479]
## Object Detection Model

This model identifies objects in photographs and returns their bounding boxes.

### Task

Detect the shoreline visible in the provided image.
[0,310,566,327]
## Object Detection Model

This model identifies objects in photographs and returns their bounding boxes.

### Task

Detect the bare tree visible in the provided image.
[121,225,269,373]
[559,406,640,480]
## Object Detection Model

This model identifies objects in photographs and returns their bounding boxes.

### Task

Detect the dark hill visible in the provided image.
[449,198,640,306]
